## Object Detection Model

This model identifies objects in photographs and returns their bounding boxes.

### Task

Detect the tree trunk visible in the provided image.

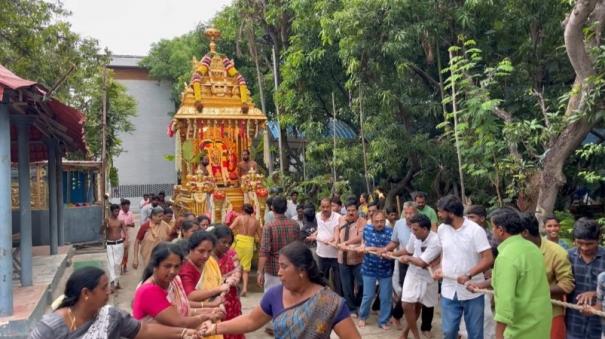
[385,161,419,209]
[535,119,594,220]
[534,0,604,224]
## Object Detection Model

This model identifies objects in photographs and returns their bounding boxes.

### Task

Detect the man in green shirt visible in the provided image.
[490,208,552,339]
[413,191,438,230]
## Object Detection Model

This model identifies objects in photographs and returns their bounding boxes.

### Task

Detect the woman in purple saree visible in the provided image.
[199,241,361,339]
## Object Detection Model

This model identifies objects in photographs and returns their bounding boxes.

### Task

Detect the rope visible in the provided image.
[318,239,605,318]
[429,267,605,318]
[317,239,401,259]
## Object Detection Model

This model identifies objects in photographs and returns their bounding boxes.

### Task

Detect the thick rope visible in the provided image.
[318,239,605,318]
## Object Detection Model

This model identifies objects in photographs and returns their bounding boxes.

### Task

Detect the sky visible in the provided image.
[60,0,233,56]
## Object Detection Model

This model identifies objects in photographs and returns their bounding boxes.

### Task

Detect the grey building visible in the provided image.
[108,55,176,202]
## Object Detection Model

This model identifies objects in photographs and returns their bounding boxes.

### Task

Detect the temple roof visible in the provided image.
[174,28,266,123]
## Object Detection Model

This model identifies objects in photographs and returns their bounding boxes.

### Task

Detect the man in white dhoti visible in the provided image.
[101,204,127,291]
[394,213,441,339]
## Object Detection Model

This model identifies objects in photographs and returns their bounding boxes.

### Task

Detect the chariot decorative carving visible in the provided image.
[169,28,268,223]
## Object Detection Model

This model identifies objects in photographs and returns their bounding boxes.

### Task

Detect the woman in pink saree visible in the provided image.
[131,242,224,327]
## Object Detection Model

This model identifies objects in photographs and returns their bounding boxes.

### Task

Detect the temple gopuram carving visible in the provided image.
[168,27,268,224]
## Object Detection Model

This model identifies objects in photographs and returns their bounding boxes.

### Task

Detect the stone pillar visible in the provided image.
[46,139,58,255]
[0,91,13,315]
[13,115,34,287]
[56,146,64,246]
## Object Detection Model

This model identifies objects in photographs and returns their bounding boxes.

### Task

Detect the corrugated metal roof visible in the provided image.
[583,129,605,145]
[0,64,37,90]
[1,63,87,161]
[267,118,357,140]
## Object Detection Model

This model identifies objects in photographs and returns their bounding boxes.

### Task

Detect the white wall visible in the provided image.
[113,79,176,190]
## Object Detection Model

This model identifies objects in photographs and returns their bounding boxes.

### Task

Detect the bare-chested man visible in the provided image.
[100,204,127,291]
[237,150,258,177]
[199,155,211,176]
[230,203,261,296]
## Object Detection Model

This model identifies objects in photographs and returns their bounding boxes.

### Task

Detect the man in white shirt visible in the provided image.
[395,213,441,339]
[433,195,493,339]
[308,197,342,295]
[139,193,150,209]
[286,191,298,218]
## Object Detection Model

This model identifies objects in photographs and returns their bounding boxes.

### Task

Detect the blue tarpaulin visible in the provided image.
[267,118,357,140]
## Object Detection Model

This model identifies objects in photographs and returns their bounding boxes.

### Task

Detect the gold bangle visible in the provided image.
[180,328,186,339]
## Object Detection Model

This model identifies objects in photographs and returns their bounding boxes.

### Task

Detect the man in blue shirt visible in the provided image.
[381,201,415,329]
[357,210,394,329]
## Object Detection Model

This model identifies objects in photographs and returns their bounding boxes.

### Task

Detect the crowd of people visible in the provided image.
[29,189,605,339]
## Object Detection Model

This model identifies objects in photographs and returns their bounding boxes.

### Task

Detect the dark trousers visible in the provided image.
[421,305,434,331]
[392,299,404,320]
[318,256,342,295]
[339,263,362,312]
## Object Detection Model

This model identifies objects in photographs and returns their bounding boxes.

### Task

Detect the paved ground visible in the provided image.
[50,245,444,338]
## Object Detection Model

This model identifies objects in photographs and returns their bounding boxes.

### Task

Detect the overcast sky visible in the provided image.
[60,0,233,56]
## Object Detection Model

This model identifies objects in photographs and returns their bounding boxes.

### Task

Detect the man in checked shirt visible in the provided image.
[257,195,301,291]
[566,218,605,339]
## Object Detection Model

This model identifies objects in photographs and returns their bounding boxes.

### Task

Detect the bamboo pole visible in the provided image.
[359,88,371,195]
[244,22,272,173]
[100,67,108,222]
[331,92,337,193]
[448,49,466,203]
[271,46,285,177]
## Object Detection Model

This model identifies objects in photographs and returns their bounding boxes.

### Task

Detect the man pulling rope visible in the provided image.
[318,239,605,319]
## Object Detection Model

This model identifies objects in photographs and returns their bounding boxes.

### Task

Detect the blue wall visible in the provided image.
[63,171,97,204]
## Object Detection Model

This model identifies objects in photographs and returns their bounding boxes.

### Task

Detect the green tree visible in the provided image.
[441,0,605,218]
[140,0,605,215]
[0,0,137,166]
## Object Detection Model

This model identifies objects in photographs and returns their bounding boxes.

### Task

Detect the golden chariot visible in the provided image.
[169,27,268,224]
